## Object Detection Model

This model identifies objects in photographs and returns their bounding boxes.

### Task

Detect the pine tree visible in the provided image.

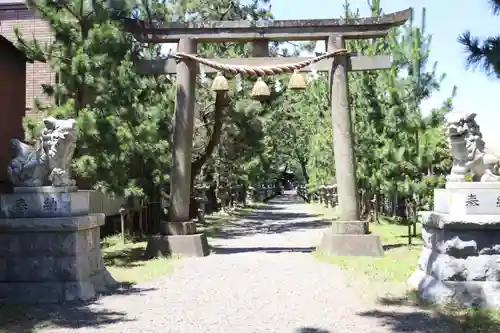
[300,0,454,219]
[16,0,174,199]
[458,0,500,78]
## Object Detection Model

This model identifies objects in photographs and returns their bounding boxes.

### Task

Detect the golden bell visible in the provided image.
[211,72,229,92]
[288,70,307,90]
[251,77,270,101]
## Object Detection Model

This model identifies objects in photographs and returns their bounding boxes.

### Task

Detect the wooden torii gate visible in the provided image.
[123,9,411,257]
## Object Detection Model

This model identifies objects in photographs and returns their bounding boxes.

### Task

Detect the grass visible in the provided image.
[310,202,500,332]
[314,221,422,299]
[101,234,178,284]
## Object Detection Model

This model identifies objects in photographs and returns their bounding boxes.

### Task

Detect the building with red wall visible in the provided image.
[0,35,26,186]
[0,0,54,120]
[0,0,54,186]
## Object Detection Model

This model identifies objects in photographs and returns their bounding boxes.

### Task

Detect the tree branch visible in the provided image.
[458,30,500,78]
[489,0,500,15]
[190,92,227,186]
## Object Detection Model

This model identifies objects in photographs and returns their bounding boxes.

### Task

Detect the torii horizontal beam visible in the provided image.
[122,8,411,42]
[137,54,392,75]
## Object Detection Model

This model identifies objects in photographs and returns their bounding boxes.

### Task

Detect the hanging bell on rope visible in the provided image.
[211,72,229,92]
[251,77,270,101]
[288,70,307,90]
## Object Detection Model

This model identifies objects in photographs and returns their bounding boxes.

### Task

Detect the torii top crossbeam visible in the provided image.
[122,8,412,42]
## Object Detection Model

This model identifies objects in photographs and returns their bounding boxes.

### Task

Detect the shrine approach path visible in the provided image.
[38,192,455,333]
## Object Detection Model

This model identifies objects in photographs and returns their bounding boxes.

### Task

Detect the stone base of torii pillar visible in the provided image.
[145,221,210,258]
[318,220,384,257]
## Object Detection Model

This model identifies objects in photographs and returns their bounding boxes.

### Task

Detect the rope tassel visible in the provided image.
[211,72,229,92]
[288,70,307,90]
[251,78,270,101]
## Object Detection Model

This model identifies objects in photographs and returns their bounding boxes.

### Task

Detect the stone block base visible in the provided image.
[0,269,116,304]
[317,228,384,257]
[409,183,500,308]
[160,221,197,235]
[408,269,500,308]
[145,233,210,258]
[410,211,500,308]
[330,221,369,234]
[0,214,117,303]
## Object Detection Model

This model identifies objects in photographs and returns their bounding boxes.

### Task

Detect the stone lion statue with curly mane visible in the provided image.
[446,112,500,182]
[8,117,77,188]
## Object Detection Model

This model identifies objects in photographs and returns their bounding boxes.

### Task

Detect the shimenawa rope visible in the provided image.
[172,49,348,77]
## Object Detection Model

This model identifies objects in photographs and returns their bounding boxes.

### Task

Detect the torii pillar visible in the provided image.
[146,38,211,258]
[317,35,385,257]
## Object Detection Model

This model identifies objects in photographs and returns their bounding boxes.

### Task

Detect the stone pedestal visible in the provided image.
[409,182,500,307]
[145,233,210,258]
[145,221,210,258]
[0,187,116,303]
[0,186,89,218]
[317,221,384,257]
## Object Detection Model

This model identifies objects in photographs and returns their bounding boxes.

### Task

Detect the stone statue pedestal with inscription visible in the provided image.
[0,116,117,303]
[408,182,500,308]
[0,186,117,303]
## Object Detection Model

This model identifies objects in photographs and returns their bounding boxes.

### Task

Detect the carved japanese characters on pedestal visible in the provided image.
[7,117,78,187]
[446,112,500,182]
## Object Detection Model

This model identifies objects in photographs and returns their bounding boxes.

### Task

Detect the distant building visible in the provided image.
[0,0,54,119]
[0,35,27,185]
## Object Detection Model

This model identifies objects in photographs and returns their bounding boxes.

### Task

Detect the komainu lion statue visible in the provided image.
[7,139,48,187]
[446,112,500,182]
[8,117,77,187]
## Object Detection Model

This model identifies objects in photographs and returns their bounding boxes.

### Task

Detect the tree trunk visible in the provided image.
[296,151,309,184]
[299,160,309,184]
[190,92,226,188]
[188,92,227,217]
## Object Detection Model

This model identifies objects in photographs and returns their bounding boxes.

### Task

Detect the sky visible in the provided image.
[162,0,500,142]
[263,0,500,142]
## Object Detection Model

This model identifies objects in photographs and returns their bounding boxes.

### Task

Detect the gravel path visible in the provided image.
[35,193,456,333]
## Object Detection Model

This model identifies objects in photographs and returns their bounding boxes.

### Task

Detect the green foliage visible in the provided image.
[294,1,455,218]
[178,0,280,192]
[458,0,500,78]
[303,75,334,187]
[17,0,281,203]
[17,0,174,199]
[22,116,42,144]
[17,0,455,221]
